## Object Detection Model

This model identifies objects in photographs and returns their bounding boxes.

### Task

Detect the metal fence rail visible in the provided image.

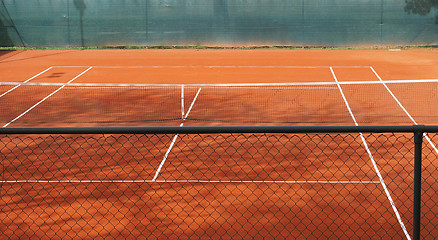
[1,125,437,239]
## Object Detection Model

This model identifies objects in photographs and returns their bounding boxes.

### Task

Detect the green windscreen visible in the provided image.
[0,0,437,47]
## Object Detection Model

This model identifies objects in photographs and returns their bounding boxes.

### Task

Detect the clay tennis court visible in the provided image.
[0,49,437,239]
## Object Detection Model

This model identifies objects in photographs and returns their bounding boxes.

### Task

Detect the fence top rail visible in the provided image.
[0,125,437,135]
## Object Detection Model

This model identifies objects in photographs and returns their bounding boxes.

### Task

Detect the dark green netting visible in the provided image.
[0,0,437,47]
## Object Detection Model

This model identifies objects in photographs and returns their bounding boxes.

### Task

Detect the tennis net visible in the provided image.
[0,80,437,126]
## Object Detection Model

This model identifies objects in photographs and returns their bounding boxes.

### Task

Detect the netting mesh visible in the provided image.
[422,133,438,238]
[1,0,437,47]
[1,81,437,126]
[1,131,436,238]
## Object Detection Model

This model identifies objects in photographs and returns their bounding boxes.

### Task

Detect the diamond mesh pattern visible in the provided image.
[0,131,435,239]
[422,133,438,239]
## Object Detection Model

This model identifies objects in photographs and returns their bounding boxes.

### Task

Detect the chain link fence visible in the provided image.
[1,126,437,239]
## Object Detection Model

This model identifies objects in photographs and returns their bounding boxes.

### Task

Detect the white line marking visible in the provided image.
[2,67,93,128]
[0,67,53,98]
[152,87,201,181]
[60,86,337,90]
[330,67,359,125]
[2,79,437,88]
[370,68,418,125]
[370,67,438,155]
[330,67,411,240]
[52,65,372,69]
[184,88,202,119]
[1,179,380,184]
[152,131,180,182]
[423,134,438,155]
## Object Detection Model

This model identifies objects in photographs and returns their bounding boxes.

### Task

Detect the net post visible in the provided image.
[413,127,424,240]
[181,84,184,120]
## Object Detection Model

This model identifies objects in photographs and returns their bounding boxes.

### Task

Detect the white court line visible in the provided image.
[184,88,202,120]
[152,87,202,181]
[0,67,53,98]
[1,179,380,184]
[2,79,438,88]
[370,67,438,155]
[2,67,93,128]
[52,65,372,69]
[330,67,411,240]
[152,127,181,182]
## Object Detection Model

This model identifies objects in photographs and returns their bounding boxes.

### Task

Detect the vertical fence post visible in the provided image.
[413,130,423,240]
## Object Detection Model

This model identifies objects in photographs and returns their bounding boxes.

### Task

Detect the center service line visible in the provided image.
[152,88,202,181]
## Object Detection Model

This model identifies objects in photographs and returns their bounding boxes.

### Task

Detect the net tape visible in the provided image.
[1,78,438,87]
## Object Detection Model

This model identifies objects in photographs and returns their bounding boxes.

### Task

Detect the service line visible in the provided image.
[1,179,381,184]
[52,65,372,69]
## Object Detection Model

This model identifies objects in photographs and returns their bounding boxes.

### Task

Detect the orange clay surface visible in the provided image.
[0,48,437,84]
[0,48,437,127]
[0,49,437,239]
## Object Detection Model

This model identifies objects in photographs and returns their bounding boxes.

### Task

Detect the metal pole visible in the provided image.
[380,0,383,44]
[301,0,304,45]
[413,130,423,240]
[1,125,438,135]
[67,0,70,47]
[145,0,148,44]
